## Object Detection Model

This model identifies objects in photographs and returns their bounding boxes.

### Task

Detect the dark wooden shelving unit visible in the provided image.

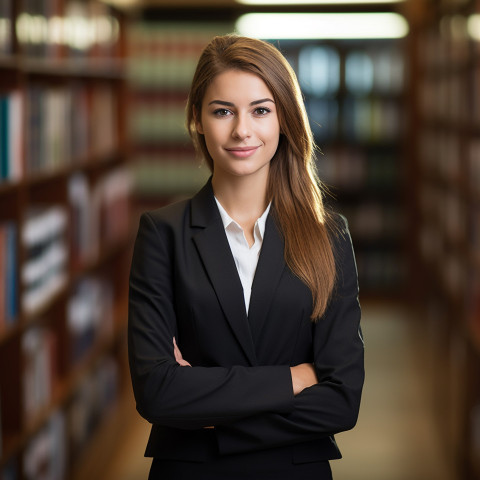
[409,0,480,477]
[0,1,134,478]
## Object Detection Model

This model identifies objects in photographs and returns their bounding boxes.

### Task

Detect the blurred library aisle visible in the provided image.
[2,0,480,478]
[103,301,455,480]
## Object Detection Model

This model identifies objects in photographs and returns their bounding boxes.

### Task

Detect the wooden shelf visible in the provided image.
[0,1,132,478]
[411,0,480,477]
[21,57,126,79]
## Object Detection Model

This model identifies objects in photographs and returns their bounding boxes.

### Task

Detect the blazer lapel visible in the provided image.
[190,181,257,366]
[248,213,286,342]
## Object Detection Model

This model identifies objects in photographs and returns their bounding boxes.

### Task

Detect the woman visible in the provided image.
[128,35,364,480]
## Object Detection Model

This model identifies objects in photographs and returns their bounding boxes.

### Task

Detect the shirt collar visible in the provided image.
[214,197,271,240]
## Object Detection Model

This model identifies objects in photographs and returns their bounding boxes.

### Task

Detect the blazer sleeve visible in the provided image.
[128,211,294,430]
[214,217,365,454]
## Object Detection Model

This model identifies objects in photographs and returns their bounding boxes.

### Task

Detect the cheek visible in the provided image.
[261,120,280,143]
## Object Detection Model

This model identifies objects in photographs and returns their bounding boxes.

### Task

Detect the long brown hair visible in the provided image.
[186,35,336,320]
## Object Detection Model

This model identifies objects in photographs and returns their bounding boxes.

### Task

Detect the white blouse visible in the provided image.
[214,197,271,314]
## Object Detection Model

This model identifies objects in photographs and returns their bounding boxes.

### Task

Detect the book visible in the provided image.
[67,276,113,365]
[21,327,58,424]
[25,83,119,174]
[68,173,93,268]
[0,222,17,330]
[21,206,68,315]
[95,168,132,247]
[68,355,118,458]
[23,410,66,480]
[25,85,72,174]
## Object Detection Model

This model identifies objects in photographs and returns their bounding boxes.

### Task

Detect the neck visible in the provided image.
[211,171,269,225]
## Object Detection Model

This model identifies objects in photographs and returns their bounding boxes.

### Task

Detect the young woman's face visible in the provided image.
[196,69,281,181]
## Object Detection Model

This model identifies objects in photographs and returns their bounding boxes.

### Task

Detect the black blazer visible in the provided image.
[128,180,364,466]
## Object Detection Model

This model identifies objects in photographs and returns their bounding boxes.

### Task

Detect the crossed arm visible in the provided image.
[129,211,364,452]
[173,337,317,396]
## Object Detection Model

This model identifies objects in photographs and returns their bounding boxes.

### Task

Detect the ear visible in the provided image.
[193,106,204,134]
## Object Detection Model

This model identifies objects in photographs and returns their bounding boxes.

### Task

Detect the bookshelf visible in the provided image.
[127,21,233,214]
[277,39,407,296]
[410,0,480,477]
[0,1,133,479]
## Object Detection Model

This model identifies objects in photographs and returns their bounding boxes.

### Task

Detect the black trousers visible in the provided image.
[148,447,333,480]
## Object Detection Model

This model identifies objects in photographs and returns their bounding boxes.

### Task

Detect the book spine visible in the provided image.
[22,206,68,315]
[0,96,8,180]
[0,225,5,330]
[6,223,17,325]
[8,91,24,182]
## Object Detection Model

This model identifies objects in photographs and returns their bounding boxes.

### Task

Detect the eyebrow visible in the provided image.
[208,98,275,107]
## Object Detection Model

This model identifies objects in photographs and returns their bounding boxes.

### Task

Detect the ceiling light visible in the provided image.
[236,13,409,39]
[468,14,480,41]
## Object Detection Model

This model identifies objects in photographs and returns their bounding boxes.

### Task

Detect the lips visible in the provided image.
[224,146,260,158]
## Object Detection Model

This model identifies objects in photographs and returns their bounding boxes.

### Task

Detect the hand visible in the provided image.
[290,363,317,396]
[173,337,191,366]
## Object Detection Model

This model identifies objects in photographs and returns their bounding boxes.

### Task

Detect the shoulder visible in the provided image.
[326,211,350,243]
[142,198,191,230]
[132,200,192,253]
[326,211,356,269]
[139,179,216,233]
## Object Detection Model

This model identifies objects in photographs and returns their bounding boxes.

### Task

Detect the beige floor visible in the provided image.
[104,302,456,480]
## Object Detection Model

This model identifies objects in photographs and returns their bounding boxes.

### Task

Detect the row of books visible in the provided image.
[354,250,405,291]
[296,45,404,98]
[69,168,132,268]
[0,92,23,183]
[419,129,463,182]
[418,221,467,298]
[127,22,232,90]
[131,155,210,197]
[21,274,117,425]
[26,83,117,175]
[128,23,405,98]
[318,93,402,144]
[129,96,189,145]
[419,74,468,124]
[340,203,404,242]
[68,355,118,457]
[0,222,17,330]
[67,276,113,365]
[17,0,120,60]
[21,205,68,316]
[419,182,467,245]
[23,410,66,480]
[419,26,470,71]
[319,147,400,192]
[19,354,118,479]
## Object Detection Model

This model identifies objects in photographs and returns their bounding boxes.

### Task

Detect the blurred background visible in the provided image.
[0,0,479,478]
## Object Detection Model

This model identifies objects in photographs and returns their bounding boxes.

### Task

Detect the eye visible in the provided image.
[254,107,271,116]
[213,108,232,117]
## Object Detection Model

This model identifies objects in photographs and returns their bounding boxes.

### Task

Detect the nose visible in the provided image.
[232,113,251,140]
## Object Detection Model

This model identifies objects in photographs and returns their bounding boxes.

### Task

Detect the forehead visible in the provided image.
[203,70,274,103]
